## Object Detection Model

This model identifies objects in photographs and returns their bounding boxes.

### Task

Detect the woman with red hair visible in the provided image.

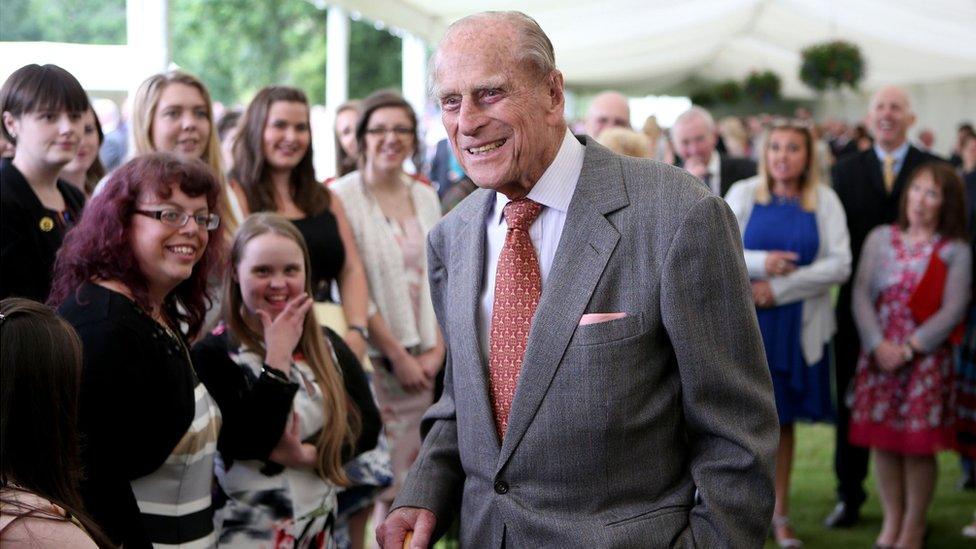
[49,153,296,548]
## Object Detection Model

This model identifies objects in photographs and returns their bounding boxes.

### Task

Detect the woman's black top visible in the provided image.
[59,282,297,547]
[291,208,345,302]
[0,158,85,301]
[192,326,381,464]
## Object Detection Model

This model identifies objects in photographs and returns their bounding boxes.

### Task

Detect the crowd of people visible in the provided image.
[1,10,975,548]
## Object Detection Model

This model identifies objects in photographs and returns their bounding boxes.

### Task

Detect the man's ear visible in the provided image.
[547,70,565,112]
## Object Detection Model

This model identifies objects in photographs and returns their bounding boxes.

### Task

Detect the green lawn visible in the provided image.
[764,423,973,548]
[428,424,974,548]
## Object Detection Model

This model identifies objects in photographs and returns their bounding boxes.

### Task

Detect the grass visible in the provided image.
[764,423,973,548]
[424,424,973,548]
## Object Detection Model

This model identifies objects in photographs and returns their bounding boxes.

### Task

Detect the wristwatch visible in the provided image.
[901,343,914,362]
[348,325,369,340]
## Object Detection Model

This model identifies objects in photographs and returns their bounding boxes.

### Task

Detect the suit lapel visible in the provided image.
[450,189,501,452]
[496,141,629,470]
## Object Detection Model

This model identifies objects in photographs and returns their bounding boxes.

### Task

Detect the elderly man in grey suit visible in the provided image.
[376,11,777,549]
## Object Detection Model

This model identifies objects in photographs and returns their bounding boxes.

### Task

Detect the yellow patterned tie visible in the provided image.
[883,156,895,194]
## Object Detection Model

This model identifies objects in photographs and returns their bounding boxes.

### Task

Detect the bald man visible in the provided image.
[671,106,756,196]
[827,85,945,528]
[583,90,630,139]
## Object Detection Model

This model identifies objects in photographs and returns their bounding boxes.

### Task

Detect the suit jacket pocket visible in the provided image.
[569,312,643,347]
[605,504,690,527]
[604,505,690,547]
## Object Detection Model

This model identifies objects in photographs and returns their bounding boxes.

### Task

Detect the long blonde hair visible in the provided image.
[221,213,357,485]
[131,70,239,235]
[755,120,820,212]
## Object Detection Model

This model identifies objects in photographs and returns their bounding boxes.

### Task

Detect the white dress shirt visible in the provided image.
[706,151,722,195]
[479,129,585,359]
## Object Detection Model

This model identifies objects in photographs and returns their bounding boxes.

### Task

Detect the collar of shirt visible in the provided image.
[489,128,585,225]
[874,141,910,174]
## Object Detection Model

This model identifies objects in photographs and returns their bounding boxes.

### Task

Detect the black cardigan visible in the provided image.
[59,283,297,547]
[0,158,85,301]
[191,325,381,467]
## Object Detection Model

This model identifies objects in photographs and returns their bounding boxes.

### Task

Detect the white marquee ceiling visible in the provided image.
[332,0,976,98]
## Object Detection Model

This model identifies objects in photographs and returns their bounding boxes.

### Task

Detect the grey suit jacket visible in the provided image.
[394,138,777,548]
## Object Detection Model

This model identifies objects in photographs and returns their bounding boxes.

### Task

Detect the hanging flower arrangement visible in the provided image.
[800,40,865,92]
[744,70,781,103]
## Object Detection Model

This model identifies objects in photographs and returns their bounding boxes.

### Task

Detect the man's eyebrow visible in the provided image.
[438,78,509,99]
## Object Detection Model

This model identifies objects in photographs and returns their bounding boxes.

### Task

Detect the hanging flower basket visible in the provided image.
[690,88,716,107]
[714,80,742,103]
[800,40,865,92]
[744,70,781,103]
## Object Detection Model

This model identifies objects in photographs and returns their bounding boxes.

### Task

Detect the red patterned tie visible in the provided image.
[489,198,543,439]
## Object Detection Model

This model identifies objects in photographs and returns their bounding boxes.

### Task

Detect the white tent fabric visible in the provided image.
[333,0,976,98]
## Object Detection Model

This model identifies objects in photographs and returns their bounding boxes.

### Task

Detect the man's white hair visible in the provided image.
[428,11,556,96]
[673,106,715,133]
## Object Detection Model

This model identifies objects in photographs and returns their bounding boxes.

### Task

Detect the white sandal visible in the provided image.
[771,514,804,548]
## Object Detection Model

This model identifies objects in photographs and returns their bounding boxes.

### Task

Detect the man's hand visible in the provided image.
[683,157,708,180]
[376,507,436,549]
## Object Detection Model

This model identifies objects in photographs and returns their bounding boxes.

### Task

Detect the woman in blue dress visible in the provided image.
[725,120,852,548]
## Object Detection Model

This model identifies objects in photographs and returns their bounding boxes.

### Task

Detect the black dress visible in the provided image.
[0,158,85,301]
[291,208,345,302]
[59,282,296,548]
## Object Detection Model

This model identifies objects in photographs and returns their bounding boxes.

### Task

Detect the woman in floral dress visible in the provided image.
[849,161,971,549]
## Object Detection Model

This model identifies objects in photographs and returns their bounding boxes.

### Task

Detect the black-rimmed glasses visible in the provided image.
[135,209,221,230]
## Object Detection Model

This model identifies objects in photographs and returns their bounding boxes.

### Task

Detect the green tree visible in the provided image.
[348,18,401,100]
[170,1,402,105]
[170,0,328,104]
[0,0,125,44]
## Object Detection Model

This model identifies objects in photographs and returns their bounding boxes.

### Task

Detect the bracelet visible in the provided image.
[262,363,291,383]
[901,343,914,362]
[348,325,369,339]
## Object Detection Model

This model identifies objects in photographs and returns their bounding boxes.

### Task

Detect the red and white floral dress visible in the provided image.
[848,227,960,455]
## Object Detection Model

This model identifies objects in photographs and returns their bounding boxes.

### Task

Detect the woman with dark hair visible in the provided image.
[60,107,105,196]
[849,161,972,549]
[192,213,380,547]
[332,89,445,526]
[0,298,113,548]
[230,86,370,360]
[0,63,89,302]
[49,153,229,547]
[725,120,851,548]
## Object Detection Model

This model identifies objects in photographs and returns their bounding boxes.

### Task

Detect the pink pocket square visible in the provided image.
[578,312,627,326]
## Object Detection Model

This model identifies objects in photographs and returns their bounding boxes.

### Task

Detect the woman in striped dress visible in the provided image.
[50,154,295,548]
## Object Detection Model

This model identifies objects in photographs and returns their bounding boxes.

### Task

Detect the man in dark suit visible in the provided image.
[671,106,756,197]
[375,10,777,549]
[827,85,944,528]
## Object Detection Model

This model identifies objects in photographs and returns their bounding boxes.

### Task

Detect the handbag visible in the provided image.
[907,239,964,345]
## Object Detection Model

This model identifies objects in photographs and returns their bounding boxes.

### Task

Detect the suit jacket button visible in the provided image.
[494,480,509,494]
